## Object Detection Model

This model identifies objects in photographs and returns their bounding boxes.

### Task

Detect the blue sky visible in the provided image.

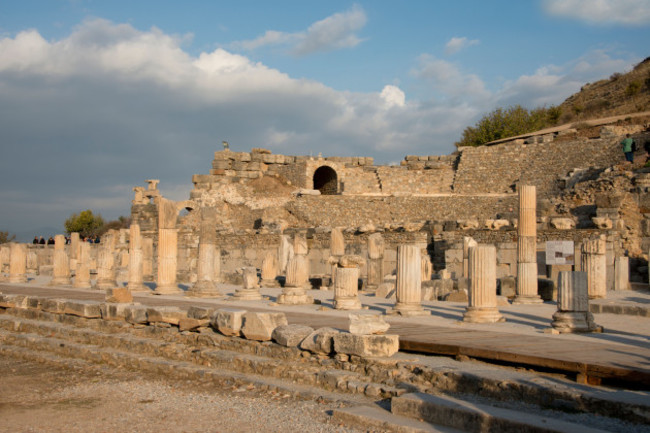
[1,0,649,237]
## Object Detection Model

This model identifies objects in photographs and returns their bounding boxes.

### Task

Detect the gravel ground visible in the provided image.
[0,355,370,433]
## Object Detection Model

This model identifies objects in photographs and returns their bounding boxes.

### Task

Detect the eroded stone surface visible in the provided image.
[212,308,247,336]
[332,333,399,358]
[271,324,314,347]
[241,312,288,341]
[299,327,340,355]
[348,313,390,335]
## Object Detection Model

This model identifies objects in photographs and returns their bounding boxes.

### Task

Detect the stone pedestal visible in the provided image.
[261,252,279,287]
[50,234,71,286]
[614,256,630,291]
[366,233,384,292]
[392,245,429,316]
[551,271,601,333]
[334,265,362,310]
[514,185,543,304]
[278,255,313,304]
[8,243,27,283]
[582,237,607,299]
[127,223,148,292]
[95,231,117,290]
[187,208,221,297]
[463,245,504,323]
[232,267,263,300]
[74,242,91,288]
[329,227,345,288]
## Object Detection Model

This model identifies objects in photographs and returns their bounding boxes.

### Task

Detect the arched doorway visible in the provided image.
[313,166,338,195]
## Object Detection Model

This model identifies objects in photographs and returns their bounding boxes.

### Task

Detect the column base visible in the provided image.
[153,284,184,295]
[387,303,430,317]
[333,297,362,310]
[185,280,220,297]
[512,295,544,304]
[551,311,602,333]
[277,286,313,305]
[230,289,263,301]
[462,306,505,323]
[260,279,280,288]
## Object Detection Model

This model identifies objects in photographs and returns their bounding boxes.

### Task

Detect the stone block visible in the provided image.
[0,294,27,308]
[241,312,288,341]
[187,306,215,320]
[375,281,396,299]
[496,248,517,264]
[550,218,575,230]
[124,305,149,324]
[211,308,246,336]
[41,298,67,314]
[271,324,314,347]
[146,306,186,325]
[101,302,137,321]
[349,313,390,335]
[333,333,399,358]
[105,287,133,303]
[443,290,468,303]
[445,249,463,263]
[64,301,101,318]
[179,317,210,331]
[498,276,516,297]
[299,327,340,355]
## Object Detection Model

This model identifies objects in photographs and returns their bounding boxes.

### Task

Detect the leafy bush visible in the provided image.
[625,81,641,96]
[64,210,105,238]
[0,231,16,244]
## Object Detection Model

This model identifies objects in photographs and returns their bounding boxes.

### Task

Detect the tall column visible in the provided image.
[260,251,279,287]
[551,271,601,333]
[463,245,504,323]
[8,243,27,283]
[514,185,542,304]
[187,207,221,297]
[69,232,80,273]
[95,230,117,290]
[127,223,147,292]
[582,237,607,299]
[392,244,429,316]
[50,234,71,286]
[277,255,313,304]
[328,227,345,288]
[74,242,91,288]
[155,198,182,294]
[293,231,311,290]
[614,256,630,291]
[232,266,263,300]
[0,244,10,279]
[334,255,364,310]
[463,237,477,278]
[142,237,154,280]
[278,234,293,274]
[366,233,384,292]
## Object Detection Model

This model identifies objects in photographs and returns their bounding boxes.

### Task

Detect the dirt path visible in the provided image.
[0,355,368,433]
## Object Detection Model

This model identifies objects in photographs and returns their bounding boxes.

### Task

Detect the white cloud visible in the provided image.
[543,0,650,26]
[380,85,406,108]
[411,55,490,103]
[444,36,479,55]
[231,5,367,56]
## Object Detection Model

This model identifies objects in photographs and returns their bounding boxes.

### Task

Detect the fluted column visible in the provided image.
[463,237,477,278]
[8,243,27,283]
[232,266,263,300]
[366,233,384,292]
[582,237,607,299]
[127,223,147,292]
[614,256,630,291]
[277,255,313,304]
[69,232,80,273]
[95,231,117,290]
[514,185,542,304]
[142,237,154,280]
[50,234,71,286]
[74,242,91,288]
[260,251,279,287]
[155,198,182,294]
[187,207,221,297]
[551,271,600,333]
[393,244,428,316]
[463,245,504,323]
[334,255,364,310]
[0,244,10,279]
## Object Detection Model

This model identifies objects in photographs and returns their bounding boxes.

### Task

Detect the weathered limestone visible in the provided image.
[333,255,364,310]
[271,324,314,347]
[260,252,279,287]
[155,197,182,295]
[277,255,313,305]
[73,241,92,288]
[211,308,246,336]
[514,185,543,304]
[463,245,505,323]
[50,234,71,286]
[69,232,80,273]
[127,223,148,292]
[332,333,400,358]
[551,271,601,333]
[463,237,477,278]
[105,287,134,303]
[142,237,154,280]
[232,267,263,300]
[299,327,340,354]
[0,244,10,278]
[349,313,390,334]
[614,256,630,291]
[582,237,607,299]
[278,234,293,274]
[8,243,27,283]
[241,312,288,341]
[187,207,221,297]
[64,300,102,318]
[95,230,118,290]
[329,227,345,288]
[392,244,429,316]
[366,233,384,292]
[421,254,432,282]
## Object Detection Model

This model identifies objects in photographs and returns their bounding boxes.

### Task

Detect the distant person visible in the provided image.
[32,236,39,244]
[94,236,100,244]
[621,134,635,163]
[47,236,55,245]
[38,236,45,245]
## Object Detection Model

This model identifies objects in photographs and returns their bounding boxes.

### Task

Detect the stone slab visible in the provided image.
[241,312,288,341]
[64,300,102,318]
[333,333,399,358]
[299,327,340,355]
[211,308,247,336]
[271,324,314,347]
[349,313,390,335]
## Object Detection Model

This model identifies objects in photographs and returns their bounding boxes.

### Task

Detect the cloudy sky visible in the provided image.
[1,0,649,239]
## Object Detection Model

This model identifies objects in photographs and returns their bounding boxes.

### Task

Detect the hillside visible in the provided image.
[557,57,650,123]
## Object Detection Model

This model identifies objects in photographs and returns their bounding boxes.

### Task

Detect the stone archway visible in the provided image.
[313,166,338,195]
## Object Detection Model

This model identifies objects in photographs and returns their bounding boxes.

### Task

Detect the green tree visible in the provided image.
[98,215,131,236]
[64,210,105,238]
[0,231,16,244]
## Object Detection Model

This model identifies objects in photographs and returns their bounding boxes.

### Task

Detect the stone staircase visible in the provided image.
[1,301,649,433]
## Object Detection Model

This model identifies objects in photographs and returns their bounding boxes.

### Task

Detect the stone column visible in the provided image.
[127,223,147,292]
[392,245,429,316]
[582,237,607,299]
[551,271,601,333]
[328,227,345,288]
[614,256,630,291]
[95,230,117,290]
[366,233,384,292]
[514,185,542,304]
[155,198,182,294]
[74,242,92,288]
[463,237,477,278]
[334,255,364,310]
[50,234,71,286]
[232,266,263,300]
[69,232,80,273]
[187,207,221,297]
[421,253,432,282]
[278,234,293,274]
[463,245,504,323]
[293,231,311,290]
[142,237,154,280]
[0,244,10,279]
[277,255,313,304]
[8,243,27,283]
[260,252,279,287]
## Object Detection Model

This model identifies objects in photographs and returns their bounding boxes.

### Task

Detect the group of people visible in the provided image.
[32,236,52,245]
[32,235,100,245]
[621,132,650,164]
